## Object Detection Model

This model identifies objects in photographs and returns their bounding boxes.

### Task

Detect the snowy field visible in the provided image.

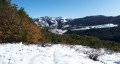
[0,43,120,64]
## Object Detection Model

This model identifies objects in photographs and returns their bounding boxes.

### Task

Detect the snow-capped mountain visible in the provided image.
[34,16,72,29]
[34,16,119,34]
[33,16,73,34]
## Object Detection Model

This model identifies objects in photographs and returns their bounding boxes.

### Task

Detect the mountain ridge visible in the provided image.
[34,15,120,43]
[34,15,120,34]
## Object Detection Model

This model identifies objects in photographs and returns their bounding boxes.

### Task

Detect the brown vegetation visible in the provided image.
[0,0,44,43]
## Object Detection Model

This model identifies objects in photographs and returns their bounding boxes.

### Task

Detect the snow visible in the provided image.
[34,16,69,29]
[0,43,120,64]
[72,24,118,31]
[61,18,67,22]
[49,29,67,34]
[63,25,69,28]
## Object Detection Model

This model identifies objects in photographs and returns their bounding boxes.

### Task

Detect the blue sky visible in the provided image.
[11,0,120,18]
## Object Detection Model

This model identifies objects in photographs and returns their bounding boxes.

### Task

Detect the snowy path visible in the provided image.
[0,43,119,64]
[28,46,55,64]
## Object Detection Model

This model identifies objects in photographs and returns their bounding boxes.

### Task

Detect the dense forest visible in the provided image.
[66,26,120,43]
[64,15,120,43]
[42,29,120,52]
[0,0,44,43]
[0,0,120,52]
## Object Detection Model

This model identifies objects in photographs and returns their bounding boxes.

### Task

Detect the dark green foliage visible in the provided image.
[18,7,29,18]
[0,0,11,7]
[65,15,120,43]
[66,26,120,43]
[42,29,120,52]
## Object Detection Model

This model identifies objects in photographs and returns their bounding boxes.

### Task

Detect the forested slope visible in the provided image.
[0,0,44,43]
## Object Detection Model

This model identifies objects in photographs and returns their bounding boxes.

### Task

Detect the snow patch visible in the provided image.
[72,24,118,31]
[49,29,67,34]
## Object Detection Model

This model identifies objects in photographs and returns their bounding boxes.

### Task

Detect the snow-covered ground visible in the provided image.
[49,29,67,34]
[72,24,118,31]
[0,43,120,64]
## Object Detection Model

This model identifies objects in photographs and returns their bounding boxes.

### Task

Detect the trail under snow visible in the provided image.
[0,43,119,64]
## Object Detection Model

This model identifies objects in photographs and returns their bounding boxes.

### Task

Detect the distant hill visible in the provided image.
[34,15,120,43]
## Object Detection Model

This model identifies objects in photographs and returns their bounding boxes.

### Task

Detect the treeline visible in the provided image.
[65,15,120,43]
[42,29,120,52]
[66,26,120,43]
[0,0,44,43]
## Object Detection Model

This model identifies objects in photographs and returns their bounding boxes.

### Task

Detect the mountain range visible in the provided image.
[33,15,120,33]
[34,15,120,43]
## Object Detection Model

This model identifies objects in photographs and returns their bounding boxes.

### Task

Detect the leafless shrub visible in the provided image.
[88,54,99,61]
